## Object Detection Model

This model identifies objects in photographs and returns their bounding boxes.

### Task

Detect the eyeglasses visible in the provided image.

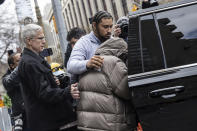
[31,37,46,41]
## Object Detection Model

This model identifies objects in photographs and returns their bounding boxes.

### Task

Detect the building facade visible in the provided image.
[62,0,138,32]
[43,3,63,64]
[61,0,179,32]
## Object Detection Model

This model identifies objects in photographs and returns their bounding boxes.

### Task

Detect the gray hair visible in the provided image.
[21,24,42,44]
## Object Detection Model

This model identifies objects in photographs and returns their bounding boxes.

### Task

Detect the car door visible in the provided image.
[128,1,197,131]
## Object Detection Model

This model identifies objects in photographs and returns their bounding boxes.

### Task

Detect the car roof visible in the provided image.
[129,0,197,18]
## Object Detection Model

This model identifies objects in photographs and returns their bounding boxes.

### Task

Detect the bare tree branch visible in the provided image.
[0,43,10,60]
[0,3,19,63]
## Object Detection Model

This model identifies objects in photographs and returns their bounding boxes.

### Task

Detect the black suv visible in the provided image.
[128,0,197,130]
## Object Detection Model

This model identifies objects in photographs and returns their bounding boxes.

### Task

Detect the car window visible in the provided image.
[128,15,166,75]
[141,15,165,72]
[128,17,143,75]
[156,4,197,67]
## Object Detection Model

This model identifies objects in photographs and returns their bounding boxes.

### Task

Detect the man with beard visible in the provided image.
[67,11,113,75]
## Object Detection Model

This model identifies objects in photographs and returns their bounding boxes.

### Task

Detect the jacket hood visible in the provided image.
[95,37,127,60]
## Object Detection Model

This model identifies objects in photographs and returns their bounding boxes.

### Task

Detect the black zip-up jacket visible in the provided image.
[18,48,76,131]
[2,67,25,116]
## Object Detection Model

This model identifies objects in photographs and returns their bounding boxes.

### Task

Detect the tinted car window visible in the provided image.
[157,4,197,67]
[128,17,143,75]
[141,15,165,72]
[128,15,166,75]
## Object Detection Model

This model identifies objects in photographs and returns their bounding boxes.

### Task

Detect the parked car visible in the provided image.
[128,0,197,130]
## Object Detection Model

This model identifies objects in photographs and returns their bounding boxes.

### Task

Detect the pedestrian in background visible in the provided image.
[64,27,86,68]
[18,24,80,131]
[2,52,27,131]
[64,27,86,84]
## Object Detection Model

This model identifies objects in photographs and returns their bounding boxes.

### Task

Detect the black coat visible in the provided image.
[64,43,72,68]
[2,68,24,116]
[18,48,76,131]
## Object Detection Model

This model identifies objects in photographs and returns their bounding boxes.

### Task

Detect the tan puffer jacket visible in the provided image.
[77,38,137,131]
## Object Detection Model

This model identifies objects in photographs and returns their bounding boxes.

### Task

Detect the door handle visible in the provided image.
[149,86,185,98]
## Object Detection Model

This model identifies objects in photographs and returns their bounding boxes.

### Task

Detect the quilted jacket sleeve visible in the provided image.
[104,56,131,100]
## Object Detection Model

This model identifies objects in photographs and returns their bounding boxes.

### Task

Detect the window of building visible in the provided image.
[81,0,89,27]
[62,13,68,30]
[76,0,85,29]
[68,4,74,27]
[65,9,71,30]
[94,0,99,12]
[71,0,79,27]
[122,0,128,15]
[102,0,107,11]
[87,0,93,17]
[111,0,118,21]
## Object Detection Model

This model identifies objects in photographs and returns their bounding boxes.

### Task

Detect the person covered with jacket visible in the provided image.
[77,38,137,131]
[2,52,28,131]
[18,24,80,131]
